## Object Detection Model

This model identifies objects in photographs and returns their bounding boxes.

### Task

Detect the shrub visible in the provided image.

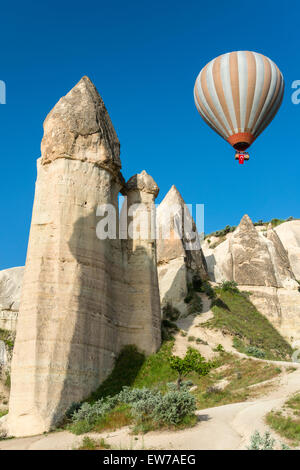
[161,318,178,342]
[78,437,111,450]
[66,402,82,419]
[71,396,118,424]
[169,347,212,389]
[196,338,208,345]
[131,392,162,422]
[247,430,290,450]
[219,281,239,293]
[118,386,159,405]
[70,383,197,434]
[187,296,203,315]
[247,430,275,450]
[162,303,180,322]
[151,390,196,425]
[245,346,266,359]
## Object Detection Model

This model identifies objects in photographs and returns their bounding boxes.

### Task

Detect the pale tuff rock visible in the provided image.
[275,220,300,280]
[41,76,122,177]
[0,268,23,409]
[206,214,297,289]
[126,170,159,196]
[229,215,297,288]
[7,78,160,437]
[123,171,161,353]
[229,215,278,287]
[156,185,207,312]
[0,267,24,331]
[203,214,300,341]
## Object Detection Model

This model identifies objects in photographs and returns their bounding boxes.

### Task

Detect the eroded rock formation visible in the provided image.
[275,220,300,280]
[203,215,300,341]
[6,77,161,437]
[156,185,207,313]
[0,267,23,331]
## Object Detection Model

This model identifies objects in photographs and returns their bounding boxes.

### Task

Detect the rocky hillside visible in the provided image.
[202,217,300,343]
[156,185,207,314]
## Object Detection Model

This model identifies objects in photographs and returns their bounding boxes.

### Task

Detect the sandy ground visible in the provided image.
[1,294,299,450]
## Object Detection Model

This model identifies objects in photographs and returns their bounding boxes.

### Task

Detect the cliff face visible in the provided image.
[0,268,23,332]
[156,185,208,313]
[203,216,300,342]
[275,220,300,280]
[5,77,161,437]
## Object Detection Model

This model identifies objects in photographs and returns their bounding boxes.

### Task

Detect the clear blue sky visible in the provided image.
[1,0,299,269]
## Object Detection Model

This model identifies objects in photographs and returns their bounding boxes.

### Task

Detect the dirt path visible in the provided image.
[1,294,299,450]
[1,365,300,450]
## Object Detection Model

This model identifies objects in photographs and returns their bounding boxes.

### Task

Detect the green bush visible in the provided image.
[151,390,196,425]
[71,396,118,425]
[162,303,180,322]
[247,430,290,450]
[219,281,239,293]
[70,384,197,433]
[187,296,203,315]
[245,345,266,359]
[169,347,212,389]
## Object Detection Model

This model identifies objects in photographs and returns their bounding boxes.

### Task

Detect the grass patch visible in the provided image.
[89,341,179,403]
[77,436,111,450]
[266,393,300,446]
[193,353,281,410]
[93,404,133,432]
[266,412,300,446]
[131,341,177,390]
[70,404,133,435]
[286,393,300,415]
[132,413,198,434]
[206,288,292,361]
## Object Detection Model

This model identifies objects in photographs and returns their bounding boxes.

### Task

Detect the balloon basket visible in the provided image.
[235,152,249,164]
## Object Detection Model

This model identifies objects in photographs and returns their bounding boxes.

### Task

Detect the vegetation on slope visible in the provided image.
[66,279,290,436]
[66,337,282,435]
[205,216,298,240]
[266,393,300,446]
[205,282,292,361]
[68,344,203,435]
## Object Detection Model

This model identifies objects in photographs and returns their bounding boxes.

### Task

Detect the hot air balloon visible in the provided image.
[194,51,284,163]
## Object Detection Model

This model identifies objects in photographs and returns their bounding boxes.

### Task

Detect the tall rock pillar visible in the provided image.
[122,171,161,354]
[7,77,126,436]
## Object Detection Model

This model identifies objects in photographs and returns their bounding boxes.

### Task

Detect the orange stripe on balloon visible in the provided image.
[252,55,271,130]
[229,52,241,132]
[194,84,224,138]
[244,51,257,132]
[201,63,229,138]
[212,56,235,135]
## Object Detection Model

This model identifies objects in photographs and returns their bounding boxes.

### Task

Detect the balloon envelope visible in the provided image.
[194,51,284,151]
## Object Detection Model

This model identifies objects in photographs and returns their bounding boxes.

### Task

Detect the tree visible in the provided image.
[169,347,212,390]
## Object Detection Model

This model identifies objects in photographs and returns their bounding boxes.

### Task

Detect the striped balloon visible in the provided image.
[194,51,284,151]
